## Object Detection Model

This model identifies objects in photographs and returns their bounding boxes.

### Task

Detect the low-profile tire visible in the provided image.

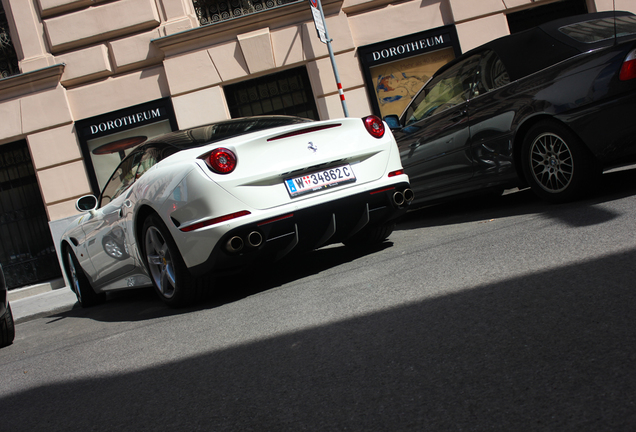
[0,302,15,347]
[521,120,599,203]
[65,248,105,307]
[344,222,395,248]
[142,214,205,307]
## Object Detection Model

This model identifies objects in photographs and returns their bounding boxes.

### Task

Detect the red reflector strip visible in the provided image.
[388,169,404,177]
[257,213,294,226]
[370,187,395,195]
[267,124,342,142]
[180,210,251,232]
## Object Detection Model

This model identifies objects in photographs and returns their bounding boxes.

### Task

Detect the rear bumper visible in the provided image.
[188,181,411,277]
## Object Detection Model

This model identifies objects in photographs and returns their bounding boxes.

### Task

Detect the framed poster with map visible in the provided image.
[358,26,462,118]
[370,47,456,118]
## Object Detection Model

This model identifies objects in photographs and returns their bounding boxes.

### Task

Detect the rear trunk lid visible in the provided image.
[193,118,396,210]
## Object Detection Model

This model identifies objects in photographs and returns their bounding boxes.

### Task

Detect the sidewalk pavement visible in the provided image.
[8,278,79,324]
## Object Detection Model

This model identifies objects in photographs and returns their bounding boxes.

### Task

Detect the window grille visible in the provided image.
[193,0,301,26]
[0,5,19,78]
[224,67,319,120]
[507,0,587,33]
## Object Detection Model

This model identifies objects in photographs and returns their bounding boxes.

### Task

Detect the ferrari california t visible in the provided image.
[61,116,412,307]
[385,11,636,204]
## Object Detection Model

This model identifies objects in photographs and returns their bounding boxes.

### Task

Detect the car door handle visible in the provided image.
[409,141,421,148]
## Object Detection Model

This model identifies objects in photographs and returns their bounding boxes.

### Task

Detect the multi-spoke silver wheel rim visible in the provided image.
[530,132,573,193]
[67,252,82,302]
[144,226,177,299]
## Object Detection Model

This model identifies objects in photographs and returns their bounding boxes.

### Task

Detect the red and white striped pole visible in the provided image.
[310,0,349,117]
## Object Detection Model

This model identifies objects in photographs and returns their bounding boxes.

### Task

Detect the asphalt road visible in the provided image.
[2,168,636,431]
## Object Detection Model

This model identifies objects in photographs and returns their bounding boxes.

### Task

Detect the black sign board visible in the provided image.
[76,98,177,140]
[75,98,178,195]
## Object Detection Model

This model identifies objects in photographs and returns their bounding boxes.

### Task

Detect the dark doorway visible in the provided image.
[224,67,320,120]
[0,141,61,289]
[507,0,589,33]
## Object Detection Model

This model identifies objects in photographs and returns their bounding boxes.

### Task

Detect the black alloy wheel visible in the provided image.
[521,120,598,203]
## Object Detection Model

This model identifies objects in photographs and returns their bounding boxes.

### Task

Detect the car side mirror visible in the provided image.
[383,115,401,130]
[76,195,98,214]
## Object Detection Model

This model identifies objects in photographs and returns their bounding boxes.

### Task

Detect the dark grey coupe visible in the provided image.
[386,11,636,204]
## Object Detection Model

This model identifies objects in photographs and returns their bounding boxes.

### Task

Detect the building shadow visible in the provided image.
[2,248,635,431]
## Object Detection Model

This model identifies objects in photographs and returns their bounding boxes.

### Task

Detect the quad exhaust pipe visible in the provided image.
[226,236,244,253]
[225,231,264,253]
[393,188,414,207]
[247,231,263,248]
[226,187,412,254]
[404,188,414,203]
[393,190,405,206]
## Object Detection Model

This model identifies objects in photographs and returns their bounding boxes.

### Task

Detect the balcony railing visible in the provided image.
[0,6,19,79]
[193,0,301,26]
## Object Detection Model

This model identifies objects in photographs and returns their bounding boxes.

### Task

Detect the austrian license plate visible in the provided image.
[285,164,356,198]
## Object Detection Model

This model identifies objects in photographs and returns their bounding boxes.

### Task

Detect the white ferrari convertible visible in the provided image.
[61,116,412,307]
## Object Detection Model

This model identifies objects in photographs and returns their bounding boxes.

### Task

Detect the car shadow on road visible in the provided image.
[52,241,395,323]
[396,166,636,231]
[210,241,394,304]
[3,245,636,431]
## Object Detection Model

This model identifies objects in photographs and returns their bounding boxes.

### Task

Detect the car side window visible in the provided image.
[404,54,482,125]
[471,50,510,97]
[100,151,143,207]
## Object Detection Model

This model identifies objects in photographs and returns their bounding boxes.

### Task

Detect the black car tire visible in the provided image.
[142,214,205,307]
[0,302,15,347]
[344,222,395,248]
[65,248,105,307]
[522,120,598,203]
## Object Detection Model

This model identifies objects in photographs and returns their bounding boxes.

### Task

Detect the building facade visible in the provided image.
[0,0,633,288]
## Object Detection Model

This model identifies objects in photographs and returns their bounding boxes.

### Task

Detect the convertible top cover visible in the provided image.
[453,11,636,81]
[145,116,313,150]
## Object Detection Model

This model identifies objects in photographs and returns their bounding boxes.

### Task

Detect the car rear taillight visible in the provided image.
[202,148,237,174]
[620,48,636,81]
[363,115,385,138]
